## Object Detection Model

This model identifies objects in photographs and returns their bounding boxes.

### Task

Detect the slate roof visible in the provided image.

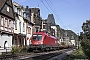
[47,14,56,25]
[30,8,40,14]
[0,0,6,10]
[0,0,14,19]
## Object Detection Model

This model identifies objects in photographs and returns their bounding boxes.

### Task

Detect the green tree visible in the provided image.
[81,20,90,58]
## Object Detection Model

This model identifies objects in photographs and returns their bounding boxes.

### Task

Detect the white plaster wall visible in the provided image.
[27,24,33,45]
[19,16,26,35]
[31,13,34,23]
[51,26,57,37]
[0,34,12,53]
[14,16,27,35]
[14,19,20,34]
[71,40,75,46]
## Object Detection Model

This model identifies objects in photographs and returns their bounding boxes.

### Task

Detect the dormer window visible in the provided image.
[7,6,9,12]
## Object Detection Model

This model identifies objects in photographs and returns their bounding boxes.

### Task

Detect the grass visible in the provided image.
[65,47,89,60]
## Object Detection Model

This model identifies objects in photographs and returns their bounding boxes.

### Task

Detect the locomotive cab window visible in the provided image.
[32,34,42,40]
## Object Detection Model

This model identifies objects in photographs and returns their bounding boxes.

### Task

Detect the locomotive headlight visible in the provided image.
[40,42,43,44]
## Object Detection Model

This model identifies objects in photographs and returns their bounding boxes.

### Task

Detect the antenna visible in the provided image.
[38,4,39,8]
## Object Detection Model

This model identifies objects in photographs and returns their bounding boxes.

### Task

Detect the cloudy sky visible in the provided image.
[12,0,90,34]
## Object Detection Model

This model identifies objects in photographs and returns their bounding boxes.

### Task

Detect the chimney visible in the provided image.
[26,6,29,9]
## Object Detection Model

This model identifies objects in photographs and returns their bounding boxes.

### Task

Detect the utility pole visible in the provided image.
[77,33,79,49]
[41,20,43,31]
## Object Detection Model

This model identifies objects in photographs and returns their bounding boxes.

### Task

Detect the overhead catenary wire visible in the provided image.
[40,0,67,29]
[14,0,67,29]
[45,0,67,29]
[40,0,52,13]
[48,0,66,27]
[44,0,63,26]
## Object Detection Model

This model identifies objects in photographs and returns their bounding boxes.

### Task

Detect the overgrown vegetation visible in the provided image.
[11,46,20,54]
[80,20,90,58]
[81,39,90,58]
[72,47,88,59]
[65,47,88,60]
[20,46,29,53]
[66,20,90,60]
[11,46,29,54]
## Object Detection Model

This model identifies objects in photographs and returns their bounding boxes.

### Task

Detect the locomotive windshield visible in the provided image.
[32,34,42,40]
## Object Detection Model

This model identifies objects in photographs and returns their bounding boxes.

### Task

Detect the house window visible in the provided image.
[28,27,31,34]
[35,14,38,17]
[14,6,17,13]
[5,18,8,27]
[7,6,9,12]
[19,10,21,16]
[23,23,25,32]
[11,21,14,28]
[15,20,17,30]
[17,9,20,15]
[43,25,46,29]
[21,12,23,17]
[1,16,4,26]
[17,9,19,14]
[19,22,21,33]
[23,12,27,18]
[8,20,11,28]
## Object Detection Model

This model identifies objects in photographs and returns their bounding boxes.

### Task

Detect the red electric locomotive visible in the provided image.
[30,32,59,51]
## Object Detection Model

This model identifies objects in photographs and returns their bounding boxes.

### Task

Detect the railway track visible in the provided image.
[0,48,73,60]
[19,49,70,60]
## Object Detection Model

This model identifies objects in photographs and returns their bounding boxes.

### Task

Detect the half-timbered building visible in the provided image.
[0,0,14,53]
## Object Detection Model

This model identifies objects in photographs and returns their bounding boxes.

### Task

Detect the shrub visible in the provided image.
[11,46,20,54]
[20,46,28,53]
[81,39,90,58]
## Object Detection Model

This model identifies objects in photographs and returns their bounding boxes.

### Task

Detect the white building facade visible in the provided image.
[13,2,27,47]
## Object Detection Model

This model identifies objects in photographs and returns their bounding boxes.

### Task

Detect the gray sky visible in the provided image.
[12,0,90,34]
